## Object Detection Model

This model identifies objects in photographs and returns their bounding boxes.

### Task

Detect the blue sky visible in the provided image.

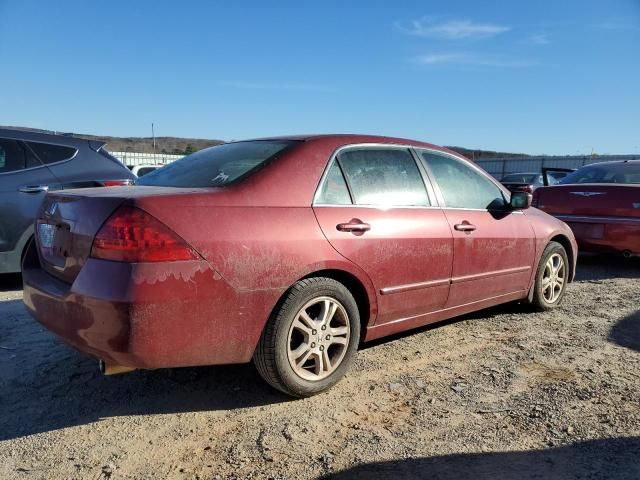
[1,0,638,154]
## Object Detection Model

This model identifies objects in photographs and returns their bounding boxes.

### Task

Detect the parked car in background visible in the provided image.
[23,134,577,397]
[501,172,545,193]
[533,160,640,256]
[0,128,135,274]
[129,164,161,177]
[501,171,566,193]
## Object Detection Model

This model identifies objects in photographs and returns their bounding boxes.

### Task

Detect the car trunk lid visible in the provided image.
[35,186,211,284]
[534,184,640,218]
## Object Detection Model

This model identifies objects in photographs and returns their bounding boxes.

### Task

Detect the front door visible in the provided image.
[418,149,536,307]
[313,146,453,325]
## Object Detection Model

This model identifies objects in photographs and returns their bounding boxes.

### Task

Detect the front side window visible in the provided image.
[337,148,429,206]
[421,151,506,210]
[0,138,41,174]
[26,141,77,165]
[138,140,297,187]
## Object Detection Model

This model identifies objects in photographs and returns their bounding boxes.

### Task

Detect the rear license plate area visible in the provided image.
[38,221,71,267]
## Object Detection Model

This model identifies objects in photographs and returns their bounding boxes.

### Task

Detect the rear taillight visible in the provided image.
[101,179,133,187]
[91,206,199,262]
[523,185,533,193]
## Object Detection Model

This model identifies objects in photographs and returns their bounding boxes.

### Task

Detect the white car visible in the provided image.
[130,164,160,177]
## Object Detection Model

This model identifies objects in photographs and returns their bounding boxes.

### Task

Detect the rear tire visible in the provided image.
[531,241,569,311]
[253,277,360,398]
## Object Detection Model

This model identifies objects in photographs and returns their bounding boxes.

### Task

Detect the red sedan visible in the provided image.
[533,160,640,256]
[23,135,577,397]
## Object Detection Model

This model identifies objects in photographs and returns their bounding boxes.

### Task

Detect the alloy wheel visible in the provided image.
[287,296,350,381]
[542,253,566,303]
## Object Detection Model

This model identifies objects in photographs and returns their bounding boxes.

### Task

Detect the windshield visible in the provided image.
[501,173,541,184]
[137,140,298,187]
[559,162,640,185]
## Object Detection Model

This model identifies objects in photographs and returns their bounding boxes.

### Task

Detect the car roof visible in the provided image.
[583,159,640,167]
[0,127,104,149]
[503,172,540,176]
[232,133,460,156]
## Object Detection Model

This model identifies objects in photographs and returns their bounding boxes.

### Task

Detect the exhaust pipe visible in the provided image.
[99,359,136,375]
[623,250,633,258]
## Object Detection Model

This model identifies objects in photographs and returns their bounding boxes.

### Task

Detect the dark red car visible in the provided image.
[23,135,577,397]
[533,160,640,256]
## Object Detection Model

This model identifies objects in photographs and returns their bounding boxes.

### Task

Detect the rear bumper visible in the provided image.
[22,241,275,369]
[556,215,640,255]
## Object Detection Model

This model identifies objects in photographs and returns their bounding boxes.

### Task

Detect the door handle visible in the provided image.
[336,219,371,233]
[454,222,476,232]
[19,185,49,193]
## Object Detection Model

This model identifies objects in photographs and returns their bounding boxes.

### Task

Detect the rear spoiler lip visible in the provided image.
[88,140,107,152]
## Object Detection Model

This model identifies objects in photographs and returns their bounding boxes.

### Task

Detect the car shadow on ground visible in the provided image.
[609,310,640,353]
[0,299,290,441]
[575,253,640,281]
[0,273,23,292]
[320,437,640,480]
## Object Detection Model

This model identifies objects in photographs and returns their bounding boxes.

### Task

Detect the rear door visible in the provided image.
[312,146,453,326]
[418,149,536,307]
[0,138,58,270]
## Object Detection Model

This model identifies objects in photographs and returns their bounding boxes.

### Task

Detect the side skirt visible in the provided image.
[364,290,528,342]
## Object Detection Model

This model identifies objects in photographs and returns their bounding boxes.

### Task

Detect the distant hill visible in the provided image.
[1,126,224,155]
[2,126,528,158]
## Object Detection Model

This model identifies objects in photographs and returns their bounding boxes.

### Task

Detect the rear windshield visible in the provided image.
[559,162,640,185]
[137,140,297,187]
[502,173,541,184]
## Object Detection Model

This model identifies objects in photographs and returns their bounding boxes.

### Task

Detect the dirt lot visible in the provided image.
[0,255,638,479]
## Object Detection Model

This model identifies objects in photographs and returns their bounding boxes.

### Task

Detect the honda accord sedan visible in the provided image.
[23,135,577,397]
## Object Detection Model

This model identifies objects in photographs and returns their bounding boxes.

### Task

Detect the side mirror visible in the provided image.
[510,191,532,210]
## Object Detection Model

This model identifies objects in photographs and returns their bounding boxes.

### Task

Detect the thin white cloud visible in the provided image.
[218,81,334,92]
[414,53,537,68]
[396,17,511,39]
[593,20,635,30]
[528,33,551,45]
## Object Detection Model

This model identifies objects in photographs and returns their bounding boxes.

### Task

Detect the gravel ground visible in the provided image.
[0,255,638,479]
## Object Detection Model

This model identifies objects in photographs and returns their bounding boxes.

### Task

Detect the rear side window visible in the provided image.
[0,138,41,173]
[421,151,506,210]
[138,140,296,187]
[316,162,352,205]
[337,148,429,206]
[26,141,77,164]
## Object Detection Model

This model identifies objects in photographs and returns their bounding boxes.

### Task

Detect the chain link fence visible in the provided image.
[110,151,184,167]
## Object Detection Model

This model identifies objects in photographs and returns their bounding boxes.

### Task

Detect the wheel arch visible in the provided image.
[549,234,575,282]
[298,269,373,341]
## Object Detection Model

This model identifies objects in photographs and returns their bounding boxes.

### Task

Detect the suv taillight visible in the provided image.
[102,179,133,187]
[91,206,199,262]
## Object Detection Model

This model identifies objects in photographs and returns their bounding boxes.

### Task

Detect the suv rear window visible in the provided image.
[26,141,77,164]
[138,140,297,187]
[559,162,640,184]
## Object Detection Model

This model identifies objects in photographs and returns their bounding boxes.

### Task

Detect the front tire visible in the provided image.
[531,241,569,311]
[253,277,360,398]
